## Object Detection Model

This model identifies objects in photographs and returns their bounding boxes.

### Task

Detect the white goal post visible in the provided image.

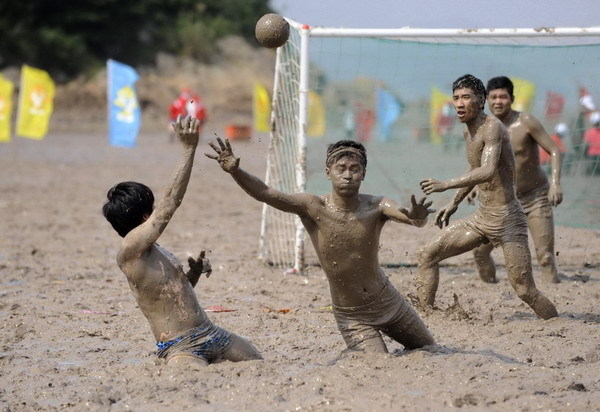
[258,20,600,274]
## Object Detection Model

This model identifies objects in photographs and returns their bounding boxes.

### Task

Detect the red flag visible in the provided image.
[545,91,564,119]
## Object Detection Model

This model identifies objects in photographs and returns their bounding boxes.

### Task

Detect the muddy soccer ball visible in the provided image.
[255,13,290,49]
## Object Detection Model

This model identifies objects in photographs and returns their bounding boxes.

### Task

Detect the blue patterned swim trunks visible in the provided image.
[156,321,233,363]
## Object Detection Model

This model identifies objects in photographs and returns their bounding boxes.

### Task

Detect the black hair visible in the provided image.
[452,74,487,108]
[102,181,154,237]
[326,140,367,168]
[486,76,514,99]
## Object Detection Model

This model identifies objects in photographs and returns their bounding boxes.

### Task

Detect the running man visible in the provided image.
[418,74,558,320]
[470,76,563,284]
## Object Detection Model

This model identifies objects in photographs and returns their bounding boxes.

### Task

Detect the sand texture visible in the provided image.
[1,129,599,411]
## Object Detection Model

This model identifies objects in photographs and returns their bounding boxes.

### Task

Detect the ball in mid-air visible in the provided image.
[255,13,290,48]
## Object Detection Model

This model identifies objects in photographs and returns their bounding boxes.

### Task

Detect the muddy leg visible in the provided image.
[527,213,560,283]
[417,222,484,307]
[502,241,558,319]
[472,242,497,283]
[222,334,263,362]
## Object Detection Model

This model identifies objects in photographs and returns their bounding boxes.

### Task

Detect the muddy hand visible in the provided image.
[172,114,200,147]
[420,178,446,195]
[188,251,212,278]
[466,187,478,205]
[205,135,240,172]
[400,195,435,220]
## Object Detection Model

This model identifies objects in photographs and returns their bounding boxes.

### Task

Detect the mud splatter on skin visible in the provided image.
[417,77,557,319]
[472,83,562,284]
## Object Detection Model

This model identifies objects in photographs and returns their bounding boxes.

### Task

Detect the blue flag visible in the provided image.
[107,59,141,147]
[376,88,403,142]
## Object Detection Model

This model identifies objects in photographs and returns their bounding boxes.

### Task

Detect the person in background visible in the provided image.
[583,111,600,175]
[469,76,563,284]
[168,88,207,142]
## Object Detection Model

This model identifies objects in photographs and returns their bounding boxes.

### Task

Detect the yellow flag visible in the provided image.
[16,65,55,139]
[511,77,536,112]
[0,74,14,142]
[307,90,325,137]
[430,87,454,145]
[253,82,271,132]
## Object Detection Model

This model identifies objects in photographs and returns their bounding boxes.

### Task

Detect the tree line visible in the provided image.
[0,0,273,82]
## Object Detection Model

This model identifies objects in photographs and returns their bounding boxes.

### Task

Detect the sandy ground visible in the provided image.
[1,125,599,411]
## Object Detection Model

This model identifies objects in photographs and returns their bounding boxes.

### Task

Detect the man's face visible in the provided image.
[453,87,482,124]
[326,155,365,194]
[487,88,513,118]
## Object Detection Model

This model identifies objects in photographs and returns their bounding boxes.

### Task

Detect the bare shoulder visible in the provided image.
[483,115,506,140]
[115,228,152,272]
[520,111,545,133]
[362,193,387,208]
[298,192,326,211]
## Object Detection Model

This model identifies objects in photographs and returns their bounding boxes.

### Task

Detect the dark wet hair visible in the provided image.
[102,182,154,237]
[452,74,487,108]
[486,76,514,100]
[326,140,367,168]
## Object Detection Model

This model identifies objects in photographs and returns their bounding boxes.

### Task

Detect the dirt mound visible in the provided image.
[50,36,276,132]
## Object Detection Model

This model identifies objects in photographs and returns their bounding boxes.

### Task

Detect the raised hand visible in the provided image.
[399,195,435,221]
[205,136,240,173]
[420,178,446,195]
[172,114,200,148]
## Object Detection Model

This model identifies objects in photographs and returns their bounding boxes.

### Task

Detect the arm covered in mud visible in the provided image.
[433,186,474,228]
[119,115,199,264]
[420,121,502,195]
[205,136,315,216]
[381,195,435,227]
[524,113,563,205]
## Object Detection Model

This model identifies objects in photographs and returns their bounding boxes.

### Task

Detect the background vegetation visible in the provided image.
[0,0,273,82]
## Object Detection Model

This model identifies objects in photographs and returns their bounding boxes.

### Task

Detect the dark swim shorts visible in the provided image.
[156,321,233,363]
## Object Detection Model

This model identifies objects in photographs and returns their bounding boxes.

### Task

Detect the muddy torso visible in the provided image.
[506,112,549,195]
[121,243,207,342]
[300,194,388,307]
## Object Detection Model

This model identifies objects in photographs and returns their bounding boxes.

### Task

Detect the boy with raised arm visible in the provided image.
[418,74,558,320]
[207,138,435,353]
[102,115,262,368]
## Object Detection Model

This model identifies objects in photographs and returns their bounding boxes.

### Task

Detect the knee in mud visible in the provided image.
[417,247,436,265]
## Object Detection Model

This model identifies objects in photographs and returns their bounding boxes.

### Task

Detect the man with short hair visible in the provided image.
[103,115,262,368]
[418,74,558,320]
[470,76,563,284]
[207,138,436,353]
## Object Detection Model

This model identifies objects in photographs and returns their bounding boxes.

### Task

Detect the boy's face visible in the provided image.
[326,155,365,194]
[452,87,482,124]
[487,88,513,118]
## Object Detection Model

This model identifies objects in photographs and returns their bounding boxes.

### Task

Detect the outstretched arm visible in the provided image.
[205,136,314,215]
[525,114,563,205]
[382,195,435,227]
[119,115,200,263]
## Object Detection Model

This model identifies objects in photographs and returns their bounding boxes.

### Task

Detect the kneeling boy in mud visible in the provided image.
[102,115,262,367]
[207,138,436,353]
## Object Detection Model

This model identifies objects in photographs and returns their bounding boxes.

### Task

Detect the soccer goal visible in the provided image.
[259,20,600,273]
